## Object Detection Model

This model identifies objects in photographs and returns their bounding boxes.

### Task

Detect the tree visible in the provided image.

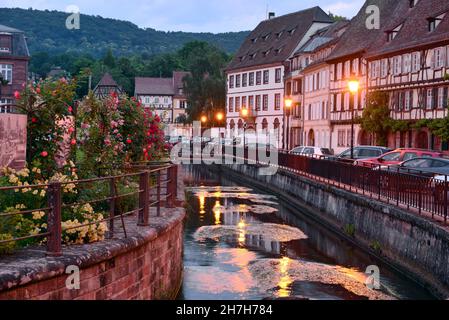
[359,91,392,146]
[181,41,231,125]
[103,49,116,69]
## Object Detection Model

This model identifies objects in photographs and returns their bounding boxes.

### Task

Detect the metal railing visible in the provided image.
[0,164,178,256]
[217,147,448,224]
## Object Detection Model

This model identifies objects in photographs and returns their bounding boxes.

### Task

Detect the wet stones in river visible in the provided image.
[221,204,279,214]
[248,259,395,300]
[193,223,308,243]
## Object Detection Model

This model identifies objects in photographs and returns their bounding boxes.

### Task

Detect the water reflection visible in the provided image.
[180,165,435,300]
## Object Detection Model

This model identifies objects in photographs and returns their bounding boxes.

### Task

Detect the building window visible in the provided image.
[352,59,359,76]
[338,130,346,147]
[370,61,379,79]
[263,70,269,84]
[433,48,445,69]
[241,96,247,109]
[256,95,261,111]
[438,87,448,109]
[256,71,262,85]
[228,97,234,112]
[0,98,13,113]
[336,63,342,80]
[344,61,351,78]
[426,89,435,109]
[274,94,281,110]
[393,56,402,75]
[180,101,187,109]
[380,59,388,77]
[275,68,282,83]
[263,94,269,111]
[0,64,13,83]
[249,96,254,110]
[229,75,234,89]
[0,35,11,53]
[249,72,254,86]
[235,96,241,112]
[242,73,247,87]
[405,91,413,110]
[236,75,241,88]
[412,52,421,72]
[403,54,412,73]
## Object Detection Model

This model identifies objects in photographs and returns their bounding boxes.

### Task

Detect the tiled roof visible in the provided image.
[367,0,449,58]
[135,77,174,96]
[326,0,401,62]
[226,6,333,71]
[135,71,190,97]
[0,24,30,58]
[96,73,119,87]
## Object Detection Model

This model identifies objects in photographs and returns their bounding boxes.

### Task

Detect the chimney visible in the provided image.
[268,12,275,20]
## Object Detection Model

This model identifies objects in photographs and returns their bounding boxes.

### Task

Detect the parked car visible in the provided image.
[390,157,449,177]
[290,146,333,157]
[329,146,391,162]
[356,148,445,167]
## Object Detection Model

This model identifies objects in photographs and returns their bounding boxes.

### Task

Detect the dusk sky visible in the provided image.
[0,0,364,33]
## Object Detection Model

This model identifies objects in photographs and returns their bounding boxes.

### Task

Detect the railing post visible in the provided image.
[108,178,116,238]
[157,171,162,217]
[396,168,400,206]
[167,165,178,208]
[444,175,448,224]
[47,182,62,257]
[138,171,150,226]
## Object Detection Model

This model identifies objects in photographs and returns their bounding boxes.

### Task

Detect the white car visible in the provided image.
[290,146,333,157]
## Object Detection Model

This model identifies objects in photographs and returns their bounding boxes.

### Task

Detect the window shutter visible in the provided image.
[410,90,414,109]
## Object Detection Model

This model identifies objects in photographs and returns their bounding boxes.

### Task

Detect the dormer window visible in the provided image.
[409,0,419,8]
[251,37,258,43]
[276,31,284,39]
[262,33,271,41]
[263,49,271,57]
[288,27,296,35]
[428,13,445,32]
[386,24,402,42]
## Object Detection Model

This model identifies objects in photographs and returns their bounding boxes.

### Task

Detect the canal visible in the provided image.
[177,165,435,300]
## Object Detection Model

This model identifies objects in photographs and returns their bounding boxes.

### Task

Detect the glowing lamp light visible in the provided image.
[348,79,360,94]
[284,98,293,108]
[216,112,224,121]
[241,108,249,118]
[201,116,208,124]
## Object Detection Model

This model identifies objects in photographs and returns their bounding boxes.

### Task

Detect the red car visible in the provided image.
[356,148,445,167]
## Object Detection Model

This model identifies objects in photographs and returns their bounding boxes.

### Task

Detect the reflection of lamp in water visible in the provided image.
[278,257,293,298]
[198,192,206,221]
[238,219,246,246]
[213,201,221,225]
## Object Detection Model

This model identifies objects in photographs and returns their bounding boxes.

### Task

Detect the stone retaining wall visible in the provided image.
[0,208,185,300]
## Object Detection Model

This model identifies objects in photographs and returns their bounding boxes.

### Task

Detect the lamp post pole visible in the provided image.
[348,79,360,160]
[284,98,293,151]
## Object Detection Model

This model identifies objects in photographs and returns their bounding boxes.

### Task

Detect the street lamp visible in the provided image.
[348,78,359,159]
[201,115,208,124]
[284,98,293,150]
[216,112,224,122]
